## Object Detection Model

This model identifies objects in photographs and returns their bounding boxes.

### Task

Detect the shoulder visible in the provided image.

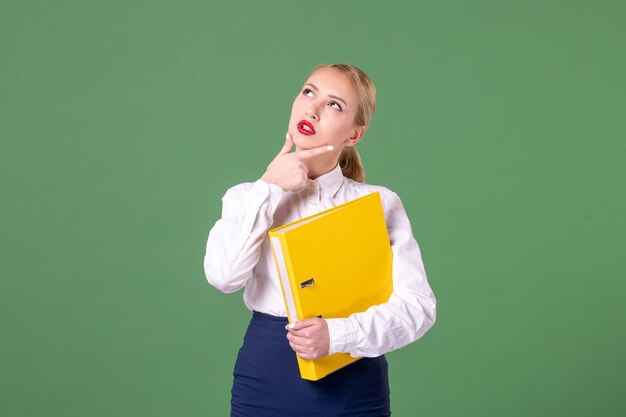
[343,177,402,216]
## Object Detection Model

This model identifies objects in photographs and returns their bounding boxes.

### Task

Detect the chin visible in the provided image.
[293,135,320,149]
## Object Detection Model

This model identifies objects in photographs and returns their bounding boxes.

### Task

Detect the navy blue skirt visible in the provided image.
[231,311,390,417]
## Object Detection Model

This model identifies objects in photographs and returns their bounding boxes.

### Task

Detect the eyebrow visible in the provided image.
[303,83,348,107]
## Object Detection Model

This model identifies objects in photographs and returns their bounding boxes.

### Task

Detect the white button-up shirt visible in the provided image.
[204,163,436,357]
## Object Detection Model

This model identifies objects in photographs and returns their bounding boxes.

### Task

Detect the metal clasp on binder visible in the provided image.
[300,278,316,289]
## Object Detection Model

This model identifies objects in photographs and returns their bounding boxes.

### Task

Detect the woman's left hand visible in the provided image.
[285,318,330,360]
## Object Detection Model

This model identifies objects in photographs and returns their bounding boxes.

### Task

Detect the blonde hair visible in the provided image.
[308,63,377,183]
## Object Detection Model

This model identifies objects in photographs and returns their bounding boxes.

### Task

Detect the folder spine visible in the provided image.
[269,233,318,380]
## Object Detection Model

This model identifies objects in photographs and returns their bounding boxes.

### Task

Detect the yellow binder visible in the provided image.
[268,192,393,381]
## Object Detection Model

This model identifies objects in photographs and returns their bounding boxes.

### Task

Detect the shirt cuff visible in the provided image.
[224,180,285,262]
[243,179,285,227]
[251,179,285,210]
[258,179,286,213]
[325,318,359,357]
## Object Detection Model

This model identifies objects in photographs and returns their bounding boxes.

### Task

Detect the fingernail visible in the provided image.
[286,132,290,140]
[326,145,334,151]
[288,323,295,329]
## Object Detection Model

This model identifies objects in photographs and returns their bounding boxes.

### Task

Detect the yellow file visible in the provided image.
[268,192,393,381]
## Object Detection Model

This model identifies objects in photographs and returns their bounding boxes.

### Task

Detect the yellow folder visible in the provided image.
[268,192,393,381]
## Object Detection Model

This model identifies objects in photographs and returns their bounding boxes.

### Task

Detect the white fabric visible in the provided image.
[204,163,436,358]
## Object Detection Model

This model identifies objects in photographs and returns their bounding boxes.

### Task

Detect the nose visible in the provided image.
[305,105,320,121]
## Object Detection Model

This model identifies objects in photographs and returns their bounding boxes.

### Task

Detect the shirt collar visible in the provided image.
[310,163,344,198]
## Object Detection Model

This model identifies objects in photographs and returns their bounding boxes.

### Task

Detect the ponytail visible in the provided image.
[339,146,365,183]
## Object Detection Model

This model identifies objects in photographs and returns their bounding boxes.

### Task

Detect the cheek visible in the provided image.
[291,99,305,117]
[289,104,299,123]
[325,116,352,135]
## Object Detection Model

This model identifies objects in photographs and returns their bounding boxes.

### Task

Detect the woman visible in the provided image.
[204,63,436,417]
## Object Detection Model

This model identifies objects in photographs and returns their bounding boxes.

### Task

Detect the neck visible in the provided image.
[305,155,340,180]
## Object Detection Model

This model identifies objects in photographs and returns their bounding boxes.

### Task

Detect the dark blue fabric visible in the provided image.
[231,311,391,417]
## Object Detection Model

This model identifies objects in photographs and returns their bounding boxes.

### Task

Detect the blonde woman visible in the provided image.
[204,63,436,417]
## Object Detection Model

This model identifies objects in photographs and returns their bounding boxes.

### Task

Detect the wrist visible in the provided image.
[260,175,287,194]
[260,172,272,184]
[261,173,286,190]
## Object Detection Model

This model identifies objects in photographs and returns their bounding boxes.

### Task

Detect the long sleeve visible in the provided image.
[325,191,437,357]
[204,179,285,293]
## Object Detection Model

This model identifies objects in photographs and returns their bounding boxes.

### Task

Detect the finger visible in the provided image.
[278,132,294,155]
[285,324,306,337]
[289,340,310,353]
[294,348,318,360]
[296,144,334,160]
[288,328,313,339]
[287,333,309,346]
[291,342,314,356]
[287,318,318,331]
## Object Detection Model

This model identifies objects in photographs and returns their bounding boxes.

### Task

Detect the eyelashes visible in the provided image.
[302,88,342,111]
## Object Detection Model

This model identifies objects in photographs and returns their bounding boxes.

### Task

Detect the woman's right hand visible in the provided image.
[260,133,334,192]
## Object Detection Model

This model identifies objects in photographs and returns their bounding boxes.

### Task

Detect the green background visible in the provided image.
[2,1,624,416]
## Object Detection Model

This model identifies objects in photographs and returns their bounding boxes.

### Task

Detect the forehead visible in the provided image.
[305,67,357,103]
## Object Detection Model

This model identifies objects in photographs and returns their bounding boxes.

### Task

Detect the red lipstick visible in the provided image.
[297,120,316,136]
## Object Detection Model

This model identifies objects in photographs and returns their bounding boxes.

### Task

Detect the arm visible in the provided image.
[203,180,285,293]
[325,191,437,357]
[204,133,336,294]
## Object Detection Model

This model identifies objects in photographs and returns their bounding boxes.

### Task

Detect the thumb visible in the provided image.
[278,132,294,155]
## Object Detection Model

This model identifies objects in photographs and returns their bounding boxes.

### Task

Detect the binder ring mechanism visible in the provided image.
[300,278,316,289]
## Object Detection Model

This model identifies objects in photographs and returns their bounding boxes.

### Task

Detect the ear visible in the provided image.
[345,125,366,147]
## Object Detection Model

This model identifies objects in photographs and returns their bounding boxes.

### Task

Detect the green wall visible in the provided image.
[2,1,624,415]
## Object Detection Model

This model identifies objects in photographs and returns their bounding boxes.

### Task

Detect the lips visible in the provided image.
[297,120,316,135]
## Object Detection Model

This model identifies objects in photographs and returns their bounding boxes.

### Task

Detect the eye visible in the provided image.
[330,101,342,111]
[302,88,313,97]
